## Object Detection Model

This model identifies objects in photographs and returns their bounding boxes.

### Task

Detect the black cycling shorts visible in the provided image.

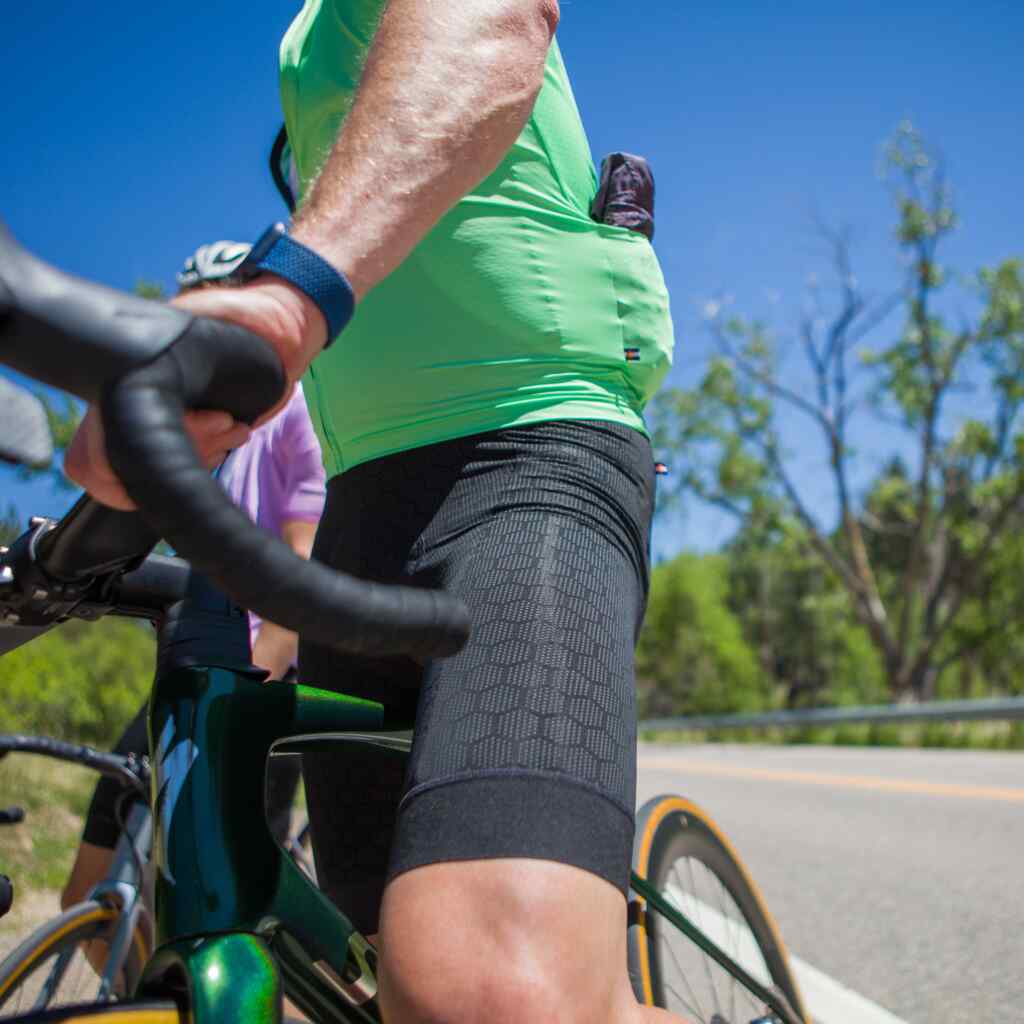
[300,419,655,934]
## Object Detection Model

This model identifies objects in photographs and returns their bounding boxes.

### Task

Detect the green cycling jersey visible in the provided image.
[279,1,675,477]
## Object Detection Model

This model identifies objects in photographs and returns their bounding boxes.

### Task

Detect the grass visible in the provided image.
[0,753,97,893]
[640,719,1024,750]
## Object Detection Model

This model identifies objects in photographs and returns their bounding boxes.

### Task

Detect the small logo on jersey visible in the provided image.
[624,347,641,362]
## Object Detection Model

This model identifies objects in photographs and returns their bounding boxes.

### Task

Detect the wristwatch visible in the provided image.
[235,223,355,348]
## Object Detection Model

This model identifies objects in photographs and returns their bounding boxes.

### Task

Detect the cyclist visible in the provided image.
[66,2,678,1021]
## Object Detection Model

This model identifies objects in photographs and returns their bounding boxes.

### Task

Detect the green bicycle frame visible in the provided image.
[135,573,405,1024]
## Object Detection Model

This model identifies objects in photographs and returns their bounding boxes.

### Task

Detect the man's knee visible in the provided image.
[378,859,628,1024]
[383,956,569,1024]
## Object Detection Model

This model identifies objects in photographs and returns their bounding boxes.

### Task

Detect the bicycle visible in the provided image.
[0,737,318,1019]
[0,226,810,1023]
[0,740,153,1018]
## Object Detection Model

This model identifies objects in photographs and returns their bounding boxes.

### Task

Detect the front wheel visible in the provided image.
[0,1003,181,1024]
[628,795,809,1024]
[0,902,148,1018]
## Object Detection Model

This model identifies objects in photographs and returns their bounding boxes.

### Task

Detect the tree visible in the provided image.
[12,392,83,492]
[0,618,155,746]
[636,553,768,717]
[724,521,887,710]
[651,123,1024,700]
[0,505,20,546]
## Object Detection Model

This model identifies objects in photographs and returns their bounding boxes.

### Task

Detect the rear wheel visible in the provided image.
[629,795,809,1024]
[0,902,148,1018]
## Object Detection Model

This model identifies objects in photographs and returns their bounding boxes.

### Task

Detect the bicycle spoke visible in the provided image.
[661,978,704,1023]
[663,865,709,1021]
[31,944,78,1012]
[658,909,707,1022]
[708,861,739,1024]
[684,857,722,1014]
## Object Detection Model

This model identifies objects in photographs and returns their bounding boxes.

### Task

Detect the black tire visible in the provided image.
[0,902,148,1018]
[629,795,809,1024]
[0,877,12,921]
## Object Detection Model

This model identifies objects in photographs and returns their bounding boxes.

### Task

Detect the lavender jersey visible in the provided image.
[218,382,326,648]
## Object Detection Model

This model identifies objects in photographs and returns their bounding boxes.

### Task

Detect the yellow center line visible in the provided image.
[639,756,1024,803]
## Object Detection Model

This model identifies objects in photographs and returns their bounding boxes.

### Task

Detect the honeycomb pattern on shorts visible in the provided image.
[406,508,641,813]
[299,420,655,921]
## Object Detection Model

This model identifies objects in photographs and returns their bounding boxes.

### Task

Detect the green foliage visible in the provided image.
[0,504,21,546]
[636,553,768,718]
[725,522,887,709]
[650,121,1024,703]
[12,391,83,491]
[0,619,154,746]
[134,280,166,300]
[0,753,96,894]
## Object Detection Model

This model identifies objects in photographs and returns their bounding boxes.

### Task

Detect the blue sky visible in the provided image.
[3,2,1022,556]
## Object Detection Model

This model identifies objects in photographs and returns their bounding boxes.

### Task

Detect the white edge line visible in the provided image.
[790,952,911,1024]
[663,883,911,1024]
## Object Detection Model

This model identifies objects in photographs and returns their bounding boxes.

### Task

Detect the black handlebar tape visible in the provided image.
[101,322,471,660]
[113,553,192,617]
[0,734,145,793]
[0,223,190,402]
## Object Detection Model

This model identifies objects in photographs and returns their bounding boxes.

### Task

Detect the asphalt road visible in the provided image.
[637,743,1024,1024]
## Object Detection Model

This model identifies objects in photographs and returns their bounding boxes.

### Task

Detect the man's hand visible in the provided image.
[65,405,251,511]
[64,275,325,509]
[171,275,327,386]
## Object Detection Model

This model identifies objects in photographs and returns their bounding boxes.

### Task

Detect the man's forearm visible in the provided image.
[292,0,559,302]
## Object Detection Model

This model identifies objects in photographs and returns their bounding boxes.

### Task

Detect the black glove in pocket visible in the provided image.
[590,152,655,241]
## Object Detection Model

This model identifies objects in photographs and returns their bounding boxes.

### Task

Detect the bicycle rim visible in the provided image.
[629,795,809,1024]
[0,902,147,1018]
[0,1003,180,1024]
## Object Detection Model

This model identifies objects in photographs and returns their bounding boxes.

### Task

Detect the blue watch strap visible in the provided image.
[245,223,355,347]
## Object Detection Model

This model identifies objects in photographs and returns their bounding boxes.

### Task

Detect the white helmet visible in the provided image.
[176,240,252,291]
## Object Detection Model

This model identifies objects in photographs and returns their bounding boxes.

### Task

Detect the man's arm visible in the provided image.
[169,0,560,376]
[292,0,560,301]
[67,0,558,501]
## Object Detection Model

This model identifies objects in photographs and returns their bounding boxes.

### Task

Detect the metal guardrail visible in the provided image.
[640,695,1024,733]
